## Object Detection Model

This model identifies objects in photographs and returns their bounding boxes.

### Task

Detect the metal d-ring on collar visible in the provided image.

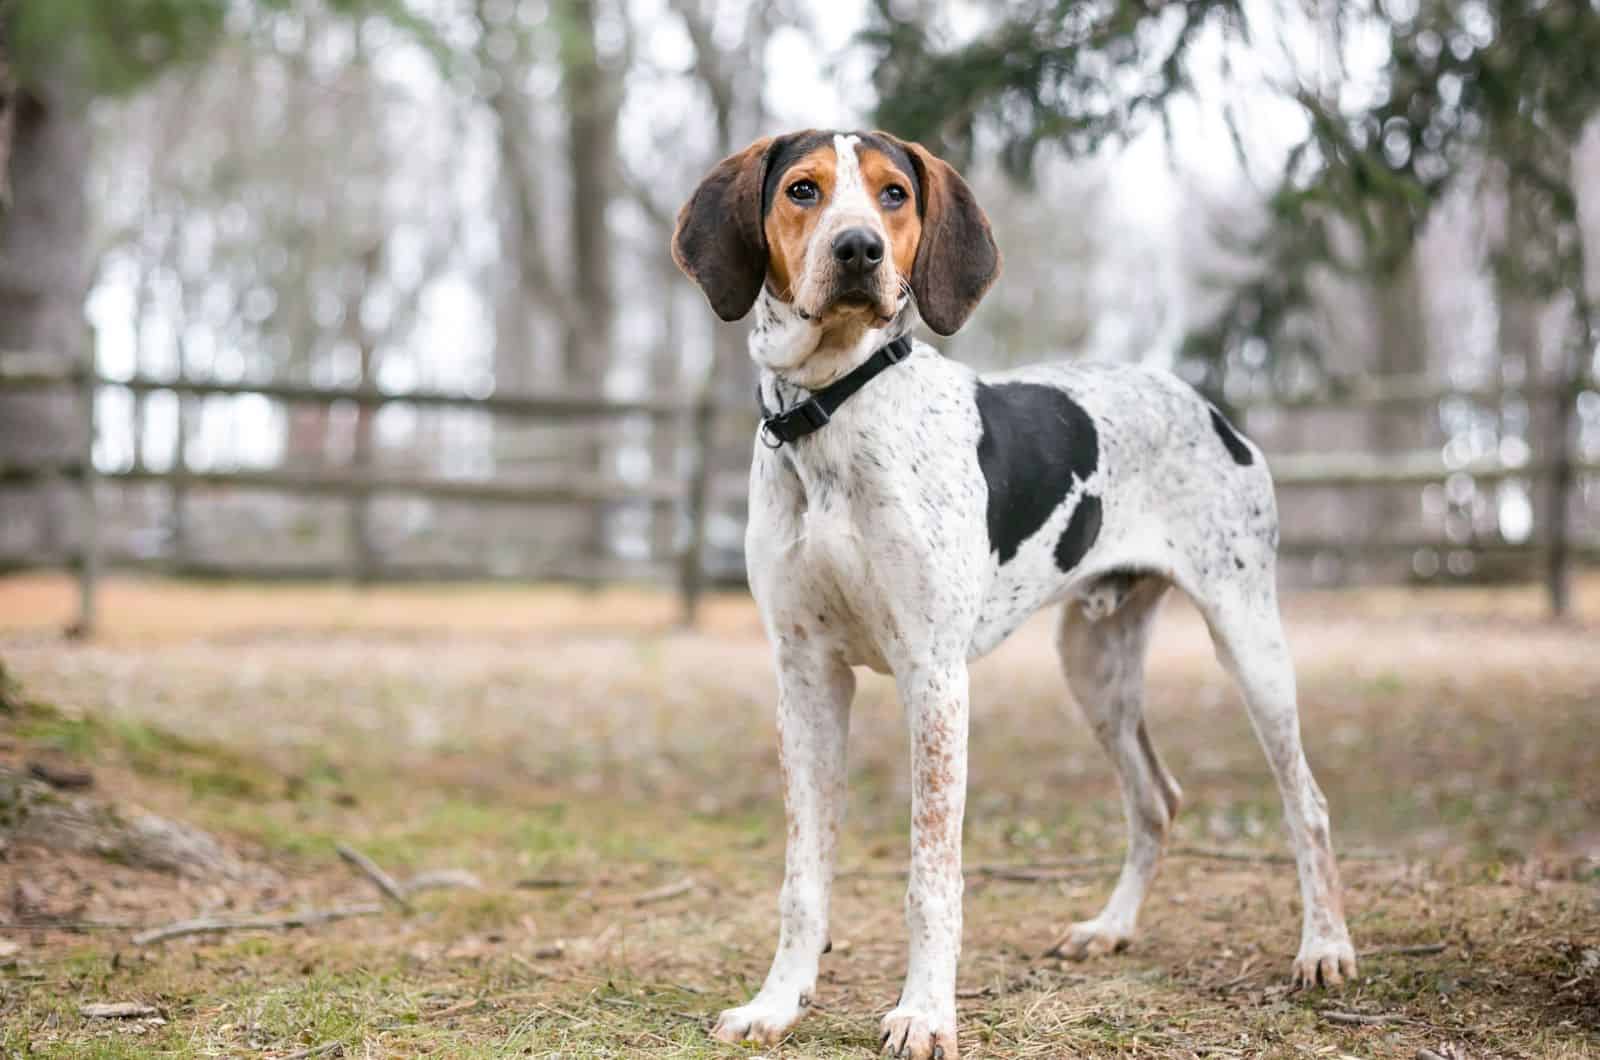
[756,335,914,449]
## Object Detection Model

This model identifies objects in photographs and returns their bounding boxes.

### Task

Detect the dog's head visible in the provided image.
[672,131,1000,339]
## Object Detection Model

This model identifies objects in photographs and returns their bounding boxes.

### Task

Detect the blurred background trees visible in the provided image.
[0,0,1596,597]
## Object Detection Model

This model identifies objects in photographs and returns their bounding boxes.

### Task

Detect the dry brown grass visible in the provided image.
[1,574,1597,1058]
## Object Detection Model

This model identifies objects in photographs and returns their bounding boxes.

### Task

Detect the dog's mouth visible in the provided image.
[814,283,896,323]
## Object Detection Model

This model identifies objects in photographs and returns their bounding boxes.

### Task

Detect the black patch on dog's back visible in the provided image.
[974,382,1099,566]
[1208,407,1255,466]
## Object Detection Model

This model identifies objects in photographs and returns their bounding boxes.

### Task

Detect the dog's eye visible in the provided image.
[787,180,820,204]
[880,184,908,208]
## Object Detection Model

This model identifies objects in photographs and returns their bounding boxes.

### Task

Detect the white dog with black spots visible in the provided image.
[672,130,1356,1060]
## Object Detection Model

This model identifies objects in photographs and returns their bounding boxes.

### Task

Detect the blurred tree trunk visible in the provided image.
[673,0,757,406]
[1366,252,1429,549]
[557,0,619,560]
[492,136,534,396]
[1495,193,1549,537]
[0,23,16,214]
[0,62,90,561]
[1489,126,1576,597]
[346,244,382,583]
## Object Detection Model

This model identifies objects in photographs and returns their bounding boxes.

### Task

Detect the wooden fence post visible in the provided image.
[678,391,714,627]
[1543,353,1579,619]
[70,355,99,638]
[170,368,192,572]
[347,368,378,585]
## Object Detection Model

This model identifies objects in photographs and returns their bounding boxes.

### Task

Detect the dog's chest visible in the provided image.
[770,451,925,669]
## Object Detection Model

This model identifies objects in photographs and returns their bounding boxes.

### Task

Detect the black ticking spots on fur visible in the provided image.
[1208,407,1255,466]
[974,382,1099,567]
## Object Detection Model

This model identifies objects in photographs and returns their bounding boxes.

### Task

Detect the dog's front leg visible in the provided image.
[712,650,854,1046]
[881,661,968,1060]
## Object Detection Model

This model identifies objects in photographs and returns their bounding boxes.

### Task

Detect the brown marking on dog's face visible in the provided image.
[860,147,923,283]
[672,130,998,337]
[761,134,921,326]
[761,141,835,305]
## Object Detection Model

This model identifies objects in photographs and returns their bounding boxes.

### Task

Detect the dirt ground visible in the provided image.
[1,573,1597,1058]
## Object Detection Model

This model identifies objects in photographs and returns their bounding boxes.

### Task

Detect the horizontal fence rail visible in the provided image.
[1,352,1595,633]
[1269,453,1600,487]
[1228,372,1580,410]
[1,361,700,418]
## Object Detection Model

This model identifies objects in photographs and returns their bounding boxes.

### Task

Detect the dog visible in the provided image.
[672,130,1355,1059]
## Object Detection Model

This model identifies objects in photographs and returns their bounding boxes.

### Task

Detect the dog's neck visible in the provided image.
[750,288,914,410]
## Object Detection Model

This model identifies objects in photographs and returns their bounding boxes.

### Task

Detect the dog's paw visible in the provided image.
[879,1002,957,1059]
[710,992,809,1046]
[1043,916,1131,960]
[1292,934,1357,988]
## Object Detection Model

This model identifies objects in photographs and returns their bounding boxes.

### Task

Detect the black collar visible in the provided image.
[757,335,913,448]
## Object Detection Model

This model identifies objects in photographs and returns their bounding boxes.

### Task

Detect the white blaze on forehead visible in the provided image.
[825,133,874,220]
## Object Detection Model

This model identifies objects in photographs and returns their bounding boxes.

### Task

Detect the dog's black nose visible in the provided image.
[831,228,885,276]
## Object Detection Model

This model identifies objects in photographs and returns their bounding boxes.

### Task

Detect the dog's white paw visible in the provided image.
[1043,916,1132,960]
[710,991,810,1046]
[879,1001,958,1059]
[1292,933,1357,988]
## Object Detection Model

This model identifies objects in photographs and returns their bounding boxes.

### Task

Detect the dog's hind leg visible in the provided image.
[1046,575,1180,960]
[1199,574,1356,987]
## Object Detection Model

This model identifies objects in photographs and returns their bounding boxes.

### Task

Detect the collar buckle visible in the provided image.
[760,398,829,449]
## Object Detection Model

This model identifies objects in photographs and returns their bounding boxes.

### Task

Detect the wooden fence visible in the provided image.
[1,349,1595,636]
[0,352,737,634]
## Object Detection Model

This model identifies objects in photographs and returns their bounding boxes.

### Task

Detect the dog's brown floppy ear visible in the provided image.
[671,137,779,322]
[882,133,1000,336]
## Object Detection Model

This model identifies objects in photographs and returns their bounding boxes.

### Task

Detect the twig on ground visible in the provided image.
[841,860,1110,882]
[635,878,695,905]
[80,1002,158,1019]
[281,1042,343,1059]
[1170,846,1296,865]
[335,843,413,911]
[132,904,382,946]
[404,868,482,894]
[1213,956,1262,990]
[281,1043,342,1060]
[425,997,483,1019]
[28,759,94,790]
[837,867,910,881]
[1362,942,1447,958]
[513,876,583,890]
[597,877,695,907]
[1,919,139,932]
[974,866,1101,883]
[1320,1009,1411,1026]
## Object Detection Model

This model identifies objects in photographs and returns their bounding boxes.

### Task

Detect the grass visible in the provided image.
[0,573,1597,1057]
